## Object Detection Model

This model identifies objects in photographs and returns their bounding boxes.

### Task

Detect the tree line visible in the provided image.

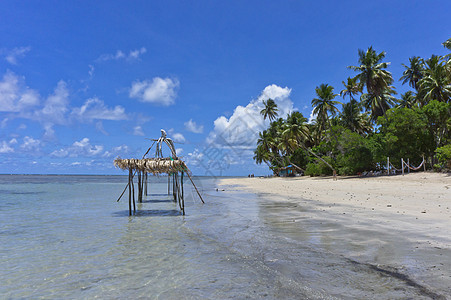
[254,38,451,176]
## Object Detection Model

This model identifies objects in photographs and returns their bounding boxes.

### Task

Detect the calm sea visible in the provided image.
[0,175,443,299]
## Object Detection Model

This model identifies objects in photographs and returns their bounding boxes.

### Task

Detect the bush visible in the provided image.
[305,156,334,176]
[435,144,451,170]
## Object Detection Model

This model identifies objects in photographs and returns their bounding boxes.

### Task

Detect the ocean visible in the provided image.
[0,175,443,299]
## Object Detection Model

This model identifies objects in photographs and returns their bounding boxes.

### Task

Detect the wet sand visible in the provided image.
[219,172,451,298]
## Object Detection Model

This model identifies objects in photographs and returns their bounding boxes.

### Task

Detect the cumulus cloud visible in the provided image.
[172,133,185,143]
[38,80,69,125]
[20,136,41,152]
[206,84,294,149]
[103,144,130,158]
[51,138,104,158]
[3,46,31,65]
[0,139,17,153]
[71,97,127,121]
[176,148,183,156]
[97,47,147,62]
[0,71,40,112]
[308,109,317,124]
[129,77,179,106]
[133,125,145,136]
[184,119,204,133]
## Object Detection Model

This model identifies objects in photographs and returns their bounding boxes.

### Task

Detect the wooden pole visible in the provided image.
[401,158,404,176]
[173,173,177,202]
[181,171,185,215]
[423,156,426,172]
[387,157,390,175]
[407,158,410,174]
[137,171,142,203]
[185,171,205,204]
[168,174,170,195]
[128,168,132,216]
[131,171,136,213]
[144,172,148,196]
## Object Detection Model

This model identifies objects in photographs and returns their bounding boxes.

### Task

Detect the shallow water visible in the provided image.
[0,175,448,299]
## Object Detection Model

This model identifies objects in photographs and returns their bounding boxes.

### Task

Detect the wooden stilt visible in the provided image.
[168,174,170,195]
[173,173,177,202]
[181,171,185,215]
[131,171,136,213]
[185,171,205,204]
[128,168,132,216]
[137,171,142,203]
[144,172,148,196]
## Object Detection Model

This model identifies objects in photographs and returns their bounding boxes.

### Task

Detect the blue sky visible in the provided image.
[1,1,450,176]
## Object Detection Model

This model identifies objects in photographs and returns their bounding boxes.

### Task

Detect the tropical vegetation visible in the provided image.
[254,38,451,176]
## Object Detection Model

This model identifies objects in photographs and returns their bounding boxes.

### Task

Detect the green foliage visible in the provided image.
[435,144,451,169]
[254,38,451,176]
[377,107,434,167]
[421,100,451,147]
[335,130,374,175]
[305,156,334,177]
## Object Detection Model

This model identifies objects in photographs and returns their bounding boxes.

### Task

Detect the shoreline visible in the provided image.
[219,172,451,297]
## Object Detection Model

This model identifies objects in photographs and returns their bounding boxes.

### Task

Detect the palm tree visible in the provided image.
[361,88,397,122]
[400,56,424,91]
[418,55,451,104]
[348,46,394,96]
[260,98,279,121]
[339,99,371,134]
[396,91,417,109]
[443,37,451,51]
[348,46,396,121]
[311,84,340,132]
[340,77,363,102]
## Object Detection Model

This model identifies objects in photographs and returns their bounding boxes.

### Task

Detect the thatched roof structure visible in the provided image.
[114,157,187,175]
[114,130,204,215]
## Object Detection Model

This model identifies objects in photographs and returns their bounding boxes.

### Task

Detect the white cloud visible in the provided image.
[0,140,14,153]
[172,133,185,143]
[20,136,41,151]
[128,47,147,59]
[95,121,108,135]
[97,47,147,62]
[51,138,104,158]
[176,148,183,156]
[206,84,294,149]
[4,46,31,65]
[103,144,130,158]
[38,80,69,125]
[71,97,127,121]
[308,109,317,124]
[129,77,179,106]
[0,71,40,112]
[184,119,204,133]
[133,125,145,136]
[187,149,204,166]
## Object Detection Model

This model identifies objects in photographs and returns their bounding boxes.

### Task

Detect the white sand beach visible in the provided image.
[219,172,451,297]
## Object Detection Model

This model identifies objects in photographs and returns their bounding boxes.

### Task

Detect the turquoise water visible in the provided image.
[0,175,445,299]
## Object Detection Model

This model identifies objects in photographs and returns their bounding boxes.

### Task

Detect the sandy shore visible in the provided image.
[219,172,451,297]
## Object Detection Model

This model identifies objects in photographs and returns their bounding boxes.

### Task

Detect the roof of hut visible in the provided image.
[114,129,189,175]
[114,157,187,175]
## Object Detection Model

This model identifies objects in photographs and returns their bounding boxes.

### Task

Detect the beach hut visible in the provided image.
[279,165,297,177]
[114,130,204,215]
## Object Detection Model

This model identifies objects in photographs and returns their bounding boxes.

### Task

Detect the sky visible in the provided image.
[1,0,450,176]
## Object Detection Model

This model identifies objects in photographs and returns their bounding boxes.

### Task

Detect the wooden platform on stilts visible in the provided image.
[114,130,204,216]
